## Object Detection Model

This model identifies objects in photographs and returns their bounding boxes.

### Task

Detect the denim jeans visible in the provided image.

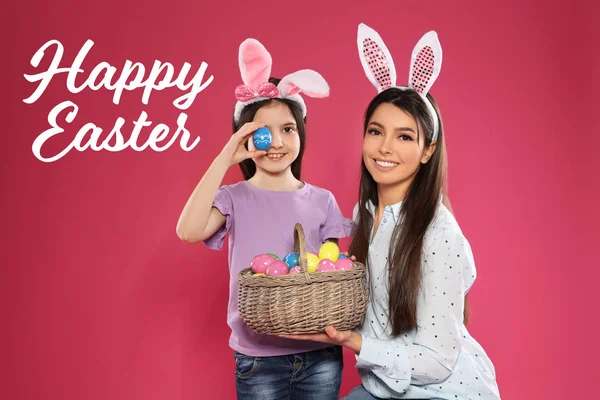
[234,346,343,400]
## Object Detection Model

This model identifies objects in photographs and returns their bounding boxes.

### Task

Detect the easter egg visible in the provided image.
[306,252,320,273]
[339,253,347,259]
[319,241,340,263]
[317,259,336,272]
[267,253,280,261]
[250,254,276,274]
[253,273,266,277]
[266,261,289,276]
[288,266,302,274]
[253,127,272,151]
[335,258,354,271]
[283,253,299,269]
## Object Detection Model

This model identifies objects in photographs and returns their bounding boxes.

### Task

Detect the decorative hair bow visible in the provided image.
[357,23,443,140]
[233,38,330,124]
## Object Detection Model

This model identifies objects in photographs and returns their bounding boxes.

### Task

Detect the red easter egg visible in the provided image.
[335,258,354,271]
[266,261,289,276]
[317,258,336,272]
[251,254,276,274]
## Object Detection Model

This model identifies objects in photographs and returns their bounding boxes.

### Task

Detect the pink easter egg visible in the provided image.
[335,258,354,271]
[266,261,289,276]
[317,259,336,272]
[288,266,302,274]
[251,254,276,274]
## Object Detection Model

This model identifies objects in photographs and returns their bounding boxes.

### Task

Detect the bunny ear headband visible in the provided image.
[357,23,443,141]
[233,38,330,124]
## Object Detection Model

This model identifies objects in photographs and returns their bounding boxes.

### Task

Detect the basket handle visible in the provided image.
[293,223,312,280]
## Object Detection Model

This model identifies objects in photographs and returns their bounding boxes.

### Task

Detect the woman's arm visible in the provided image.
[282,228,468,392]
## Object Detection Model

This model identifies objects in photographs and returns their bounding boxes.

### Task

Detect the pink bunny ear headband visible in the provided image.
[357,23,443,141]
[233,38,330,124]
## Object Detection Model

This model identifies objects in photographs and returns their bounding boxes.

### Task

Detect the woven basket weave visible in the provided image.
[238,223,369,335]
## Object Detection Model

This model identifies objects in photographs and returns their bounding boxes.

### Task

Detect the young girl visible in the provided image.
[281,24,501,399]
[176,38,354,400]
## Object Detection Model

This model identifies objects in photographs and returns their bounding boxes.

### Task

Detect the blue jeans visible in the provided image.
[234,346,343,400]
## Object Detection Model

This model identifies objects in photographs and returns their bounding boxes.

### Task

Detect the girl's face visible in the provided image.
[248,101,301,176]
[362,102,436,190]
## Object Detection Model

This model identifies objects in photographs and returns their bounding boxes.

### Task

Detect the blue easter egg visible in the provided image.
[339,254,347,259]
[253,127,272,151]
[283,252,300,269]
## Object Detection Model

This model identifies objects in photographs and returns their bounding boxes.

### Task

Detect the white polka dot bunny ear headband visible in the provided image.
[357,23,443,141]
[233,38,330,124]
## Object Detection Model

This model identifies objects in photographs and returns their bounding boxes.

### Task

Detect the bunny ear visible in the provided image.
[278,70,330,98]
[357,23,396,92]
[238,38,272,92]
[408,31,442,96]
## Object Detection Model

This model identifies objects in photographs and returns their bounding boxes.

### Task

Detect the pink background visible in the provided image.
[3,0,599,399]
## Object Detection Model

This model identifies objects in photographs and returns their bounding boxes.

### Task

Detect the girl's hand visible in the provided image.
[220,122,267,167]
[279,326,362,354]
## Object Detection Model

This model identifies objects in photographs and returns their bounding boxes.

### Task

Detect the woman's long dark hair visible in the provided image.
[349,88,468,335]
[232,78,307,180]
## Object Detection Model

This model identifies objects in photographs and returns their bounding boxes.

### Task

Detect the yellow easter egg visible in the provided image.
[319,241,340,263]
[306,252,320,273]
[253,273,265,277]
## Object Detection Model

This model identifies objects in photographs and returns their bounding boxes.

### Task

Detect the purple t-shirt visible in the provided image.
[204,180,355,357]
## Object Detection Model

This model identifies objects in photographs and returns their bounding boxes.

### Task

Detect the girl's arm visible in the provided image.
[176,122,266,243]
[176,155,230,243]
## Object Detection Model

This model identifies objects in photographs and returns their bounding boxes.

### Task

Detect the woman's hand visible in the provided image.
[279,326,363,354]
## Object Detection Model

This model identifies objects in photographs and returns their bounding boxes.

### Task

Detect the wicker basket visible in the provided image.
[238,223,369,335]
